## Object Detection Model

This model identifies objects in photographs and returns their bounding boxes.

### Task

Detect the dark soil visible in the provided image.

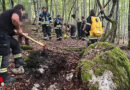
[3,23,130,90]
[4,23,87,90]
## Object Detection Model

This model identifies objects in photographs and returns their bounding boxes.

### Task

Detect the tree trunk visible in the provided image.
[67,0,77,24]
[1,0,6,12]
[50,0,53,15]
[33,0,39,25]
[18,0,21,4]
[54,0,58,17]
[83,0,87,18]
[28,0,32,22]
[111,0,119,43]
[10,0,14,8]
[45,0,48,11]
[128,0,130,48]
[89,0,91,13]
[62,0,65,20]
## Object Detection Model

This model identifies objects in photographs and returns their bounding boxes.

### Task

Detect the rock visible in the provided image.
[89,70,116,90]
[66,73,73,81]
[37,68,45,74]
[32,83,40,90]
[12,66,25,74]
[76,42,130,90]
[48,83,59,90]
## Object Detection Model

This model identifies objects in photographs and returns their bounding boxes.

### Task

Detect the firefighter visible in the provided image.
[76,18,82,39]
[0,4,27,85]
[83,9,104,46]
[54,15,63,41]
[66,24,76,39]
[81,16,86,40]
[39,7,52,40]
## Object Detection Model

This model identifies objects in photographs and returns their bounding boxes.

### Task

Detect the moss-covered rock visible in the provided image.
[21,45,34,50]
[77,42,130,90]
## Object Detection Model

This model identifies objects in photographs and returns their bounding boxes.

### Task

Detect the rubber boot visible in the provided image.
[0,72,16,85]
[14,57,27,68]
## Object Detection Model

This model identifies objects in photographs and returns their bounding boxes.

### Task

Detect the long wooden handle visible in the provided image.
[26,36,44,46]
[14,30,45,47]
[22,33,45,47]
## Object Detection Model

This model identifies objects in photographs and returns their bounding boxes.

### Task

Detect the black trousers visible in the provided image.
[70,29,76,38]
[81,30,86,38]
[18,35,29,45]
[77,28,81,38]
[88,39,98,46]
[42,24,51,39]
[55,29,62,39]
[10,36,21,55]
[0,32,21,75]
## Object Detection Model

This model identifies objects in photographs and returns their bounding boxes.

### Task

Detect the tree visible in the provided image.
[128,0,130,48]
[17,0,21,4]
[1,0,6,12]
[33,0,40,25]
[10,0,14,8]
[28,0,32,22]
[96,0,118,43]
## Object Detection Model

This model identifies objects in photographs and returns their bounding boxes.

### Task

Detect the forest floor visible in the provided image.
[2,23,130,90]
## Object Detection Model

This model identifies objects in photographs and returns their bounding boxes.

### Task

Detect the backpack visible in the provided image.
[89,16,103,37]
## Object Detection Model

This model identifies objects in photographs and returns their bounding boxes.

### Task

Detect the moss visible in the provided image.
[24,56,29,62]
[21,45,33,50]
[63,47,85,53]
[77,60,94,82]
[128,40,130,49]
[82,42,114,57]
[89,82,99,90]
[77,42,130,89]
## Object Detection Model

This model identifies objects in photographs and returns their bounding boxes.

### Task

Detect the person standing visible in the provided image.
[39,7,52,40]
[76,18,82,39]
[81,16,86,40]
[54,15,63,41]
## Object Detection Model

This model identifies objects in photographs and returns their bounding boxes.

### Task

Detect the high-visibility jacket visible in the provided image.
[39,12,51,25]
[54,18,62,29]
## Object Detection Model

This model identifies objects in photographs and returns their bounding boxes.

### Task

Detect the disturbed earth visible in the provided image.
[5,24,87,90]
[3,23,130,90]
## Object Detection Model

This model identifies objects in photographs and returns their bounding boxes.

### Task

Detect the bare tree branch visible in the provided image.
[67,0,77,24]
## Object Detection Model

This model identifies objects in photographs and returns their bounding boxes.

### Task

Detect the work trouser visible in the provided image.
[70,29,76,39]
[81,30,86,39]
[0,55,10,79]
[0,33,23,79]
[77,28,82,39]
[0,32,10,76]
[42,24,52,39]
[10,36,23,59]
[55,28,62,40]
[87,36,98,46]
[18,35,29,45]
